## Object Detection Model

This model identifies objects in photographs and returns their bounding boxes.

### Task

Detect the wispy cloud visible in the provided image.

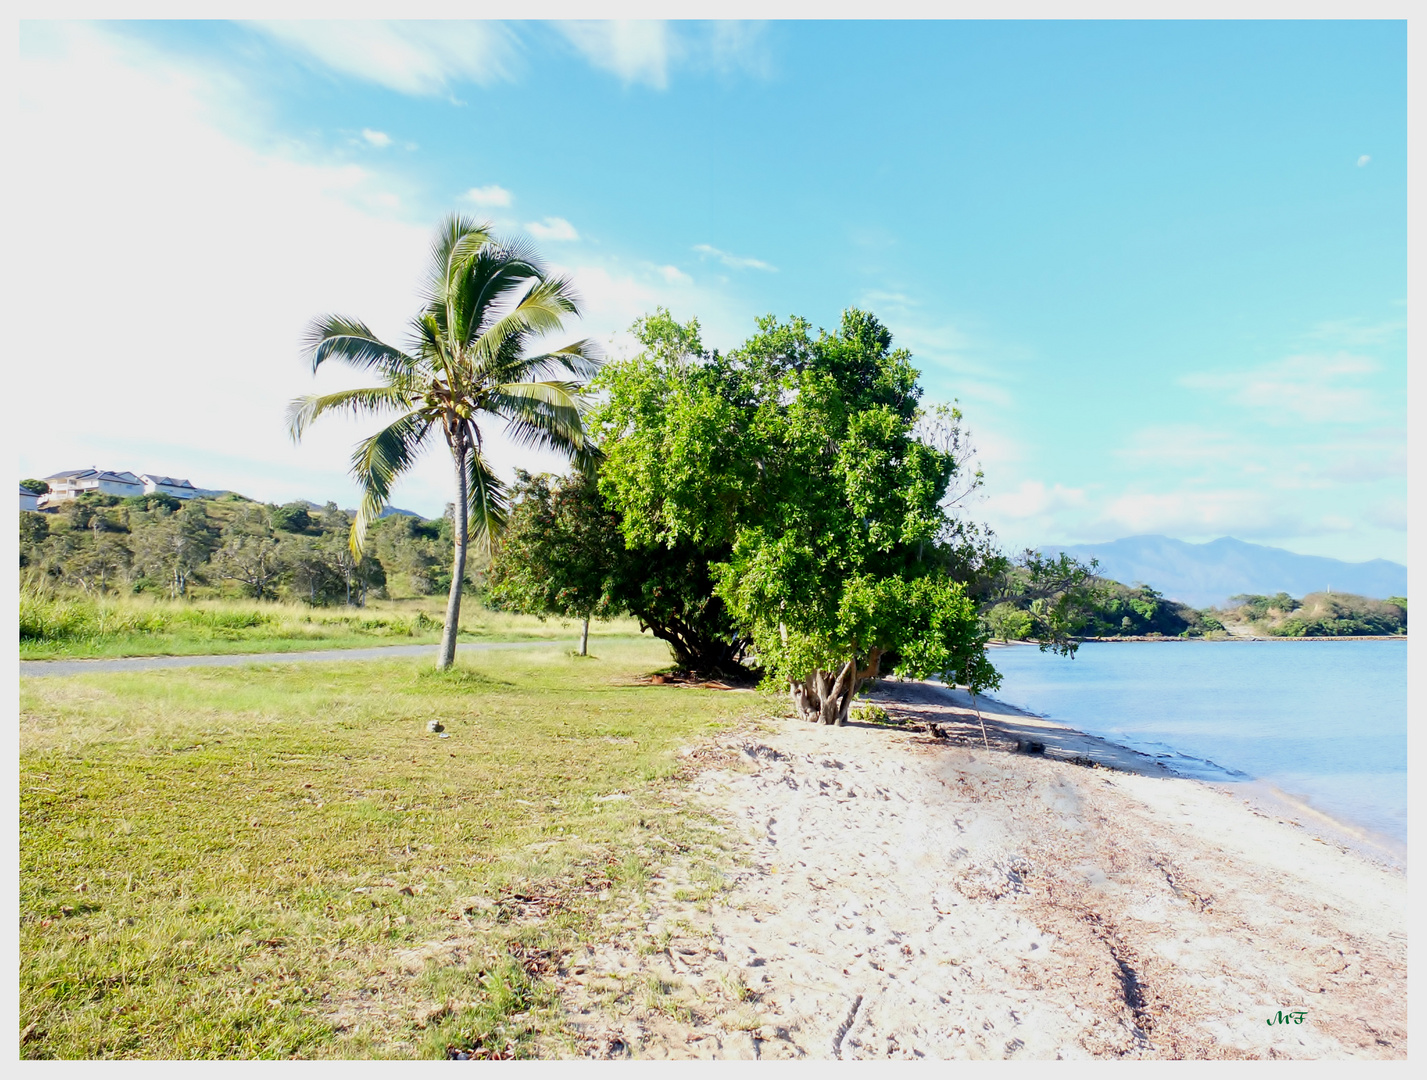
[250,21,521,96]
[984,481,1323,550]
[1180,352,1383,424]
[556,21,675,89]
[526,217,579,242]
[659,265,691,284]
[554,20,770,90]
[360,128,391,148]
[693,243,775,271]
[1304,315,1405,347]
[1357,154,1372,167]
[462,184,512,208]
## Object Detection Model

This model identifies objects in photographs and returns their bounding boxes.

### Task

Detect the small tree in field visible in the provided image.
[488,470,622,655]
[488,468,751,670]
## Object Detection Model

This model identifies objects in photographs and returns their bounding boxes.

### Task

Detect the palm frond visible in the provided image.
[422,214,494,312]
[287,386,416,442]
[470,276,583,377]
[489,379,585,424]
[459,252,545,349]
[516,338,604,381]
[465,446,508,559]
[302,316,419,379]
[409,312,454,380]
[348,411,434,557]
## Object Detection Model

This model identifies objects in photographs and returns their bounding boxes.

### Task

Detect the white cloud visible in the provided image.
[1091,490,1309,539]
[14,24,466,514]
[361,128,391,148]
[525,216,580,242]
[1366,499,1407,531]
[981,481,1090,524]
[693,242,775,272]
[1180,352,1383,424]
[703,21,773,78]
[253,20,767,97]
[16,25,777,517]
[250,21,521,96]
[1304,315,1404,347]
[556,20,674,89]
[1357,154,1372,167]
[463,183,512,207]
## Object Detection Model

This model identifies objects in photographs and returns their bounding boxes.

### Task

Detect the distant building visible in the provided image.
[139,474,200,499]
[39,468,145,506]
[19,486,40,512]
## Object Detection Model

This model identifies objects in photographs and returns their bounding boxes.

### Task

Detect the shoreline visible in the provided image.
[554,681,1406,1059]
[991,635,1407,644]
[915,679,1406,870]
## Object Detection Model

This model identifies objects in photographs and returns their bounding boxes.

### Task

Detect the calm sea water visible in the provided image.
[985,640,1407,846]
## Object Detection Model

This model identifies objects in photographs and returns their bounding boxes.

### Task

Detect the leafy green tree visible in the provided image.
[369,514,446,597]
[960,548,1104,649]
[986,602,1033,641]
[132,501,215,598]
[284,535,341,605]
[71,533,132,594]
[214,506,284,599]
[20,479,49,495]
[19,511,50,555]
[271,502,314,533]
[289,214,598,668]
[488,468,748,668]
[594,308,995,724]
[121,493,182,513]
[318,507,384,606]
[488,470,620,655]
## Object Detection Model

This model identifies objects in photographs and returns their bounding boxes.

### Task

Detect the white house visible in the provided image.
[139,474,200,499]
[19,486,40,512]
[39,468,146,506]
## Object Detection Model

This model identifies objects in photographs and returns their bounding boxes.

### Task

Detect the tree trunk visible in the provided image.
[579,615,590,656]
[438,441,470,670]
[790,649,882,727]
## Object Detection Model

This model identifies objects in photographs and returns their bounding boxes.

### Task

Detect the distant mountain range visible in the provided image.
[1038,535,1408,609]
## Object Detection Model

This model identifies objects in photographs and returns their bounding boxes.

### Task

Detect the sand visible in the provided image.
[555,680,1407,1060]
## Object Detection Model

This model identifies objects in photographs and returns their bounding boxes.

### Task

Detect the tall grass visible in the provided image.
[20,591,437,646]
[18,589,645,659]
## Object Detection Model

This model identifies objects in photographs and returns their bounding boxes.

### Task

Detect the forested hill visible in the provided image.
[20,492,454,604]
[1038,535,1407,609]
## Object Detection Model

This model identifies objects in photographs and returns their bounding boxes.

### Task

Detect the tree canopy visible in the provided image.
[592,307,998,723]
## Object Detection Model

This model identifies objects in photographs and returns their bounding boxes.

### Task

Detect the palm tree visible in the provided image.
[288,214,599,669]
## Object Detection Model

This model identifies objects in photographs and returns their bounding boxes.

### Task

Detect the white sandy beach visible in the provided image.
[556,680,1407,1060]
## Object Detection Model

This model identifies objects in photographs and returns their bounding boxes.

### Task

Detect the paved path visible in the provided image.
[19,639,571,678]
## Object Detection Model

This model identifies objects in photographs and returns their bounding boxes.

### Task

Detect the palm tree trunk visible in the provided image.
[438,441,470,670]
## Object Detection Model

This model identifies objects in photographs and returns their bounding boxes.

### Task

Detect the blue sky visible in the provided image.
[16,19,1407,563]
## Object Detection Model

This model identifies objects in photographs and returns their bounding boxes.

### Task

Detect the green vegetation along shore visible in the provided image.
[20,640,766,1059]
[986,581,1405,642]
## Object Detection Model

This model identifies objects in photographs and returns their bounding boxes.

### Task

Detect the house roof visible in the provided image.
[139,474,196,489]
[139,470,196,487]
[44,468,97,480]
[42,468,143,485]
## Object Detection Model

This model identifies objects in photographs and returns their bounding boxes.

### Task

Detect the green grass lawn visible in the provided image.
[20,639,770,1059]
[20,592,646,660]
